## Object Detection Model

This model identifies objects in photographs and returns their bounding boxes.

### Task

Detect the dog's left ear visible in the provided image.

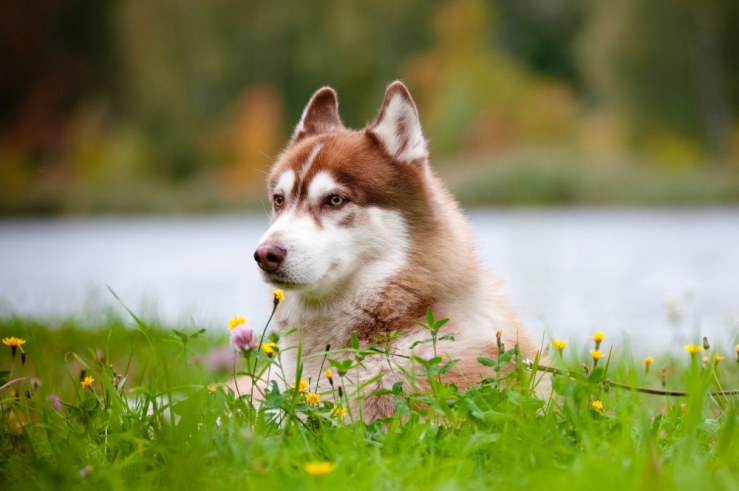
[367,81,428,165]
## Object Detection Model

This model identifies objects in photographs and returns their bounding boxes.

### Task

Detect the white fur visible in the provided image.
[292,100,312,139]
[371,92,428,163]
[274,170,295,199]
[307,171,337,203]
[298,144,323,181]
[258,191,409,299]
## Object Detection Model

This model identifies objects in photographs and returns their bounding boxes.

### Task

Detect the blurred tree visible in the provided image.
[117,0,436,180]
[578,0,738,163]
[0,0,119,170]
[495,0,586,88]
[405,0,578,157]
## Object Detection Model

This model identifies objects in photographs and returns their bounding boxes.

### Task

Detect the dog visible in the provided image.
[251,81,545,421]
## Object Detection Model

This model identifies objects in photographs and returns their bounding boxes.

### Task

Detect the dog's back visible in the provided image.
[252,82,544,420]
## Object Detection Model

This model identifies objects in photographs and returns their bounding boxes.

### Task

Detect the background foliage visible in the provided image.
[2,0,739,213]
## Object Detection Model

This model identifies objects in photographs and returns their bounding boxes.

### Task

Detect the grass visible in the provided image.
[1,307,738,491]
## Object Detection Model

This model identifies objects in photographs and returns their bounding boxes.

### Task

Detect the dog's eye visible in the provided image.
[273,195,285,208]
[326,195,346,207]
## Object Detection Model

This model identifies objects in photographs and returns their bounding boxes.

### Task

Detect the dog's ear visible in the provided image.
[291,87,344,144]
[367,81,428,165]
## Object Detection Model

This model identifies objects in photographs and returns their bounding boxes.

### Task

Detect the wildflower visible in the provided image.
[293,379,309,393]
[325,369,334,386]
[713,354,724,364]
[79,465,94,478]
[273,289,285,304]
[331,405,347,419]
[306,392,320,405]
[48,394,63,412]
[684,344,703,355]
[305,461,335,476]
[550,340,568,353]
[228,315,247,331]
[3,336,26,359]
[261,342,278,356]
[230,324,259,352]
[495,329,503,350]
[590,350,604,367]
[80,376,95,389]
[207,384,217,392]
[703,336,711,351]
[592,331,605,350]
[591,400,604,413]
[644,356,654,373]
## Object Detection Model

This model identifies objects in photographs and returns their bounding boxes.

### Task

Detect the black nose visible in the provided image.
[254,243,287,272]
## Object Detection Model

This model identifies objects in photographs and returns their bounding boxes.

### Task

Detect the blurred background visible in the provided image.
[1,0,738,349]
[2,0,739,214]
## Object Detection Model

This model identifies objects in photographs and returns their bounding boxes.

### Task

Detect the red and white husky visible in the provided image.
[252,81,544,420]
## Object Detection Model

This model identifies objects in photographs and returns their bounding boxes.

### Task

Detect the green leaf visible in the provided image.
[477,356,496,367]
[350,331,359,350]
[79,395,99,413]
[426,307,435,326]
[588,367,605,383]
[438,359,460,375]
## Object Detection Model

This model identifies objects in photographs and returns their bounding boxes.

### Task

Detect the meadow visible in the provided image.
[1,295,738,491]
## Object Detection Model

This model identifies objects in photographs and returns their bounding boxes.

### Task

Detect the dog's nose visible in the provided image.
[254,243,287,272]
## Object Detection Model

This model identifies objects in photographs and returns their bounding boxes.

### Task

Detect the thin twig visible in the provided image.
[529,362,739,397]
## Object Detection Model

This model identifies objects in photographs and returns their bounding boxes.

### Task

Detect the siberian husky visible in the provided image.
[251,81,545,420]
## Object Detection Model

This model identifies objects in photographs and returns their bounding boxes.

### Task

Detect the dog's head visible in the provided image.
[254,82,433,299]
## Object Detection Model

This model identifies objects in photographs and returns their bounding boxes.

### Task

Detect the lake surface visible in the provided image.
[1,209,737,353]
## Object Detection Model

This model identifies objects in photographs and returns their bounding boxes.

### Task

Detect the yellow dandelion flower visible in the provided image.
[592,332,605,343]
[228,316,247,331]
[305,461,335,476]
[273,289,285,303]
[3,337,26,358]
[325,369,333,381]
[2,337,26,349]
[713,354,724,363]
[262,342,278,355]
[591,400,604,413]
[550,340,568,352]
[293,378,309,393]
[207,384,218,392]
[80,376,95,389]
[306,392,320,405]
[331,405,347,419]
[684,344,703,355]
[644,356,654,373]
[590,350,604,361]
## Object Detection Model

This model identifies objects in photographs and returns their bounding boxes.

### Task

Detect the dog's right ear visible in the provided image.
[291,87,344,144]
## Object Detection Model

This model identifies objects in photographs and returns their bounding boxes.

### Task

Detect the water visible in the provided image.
[1,209,737,353]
